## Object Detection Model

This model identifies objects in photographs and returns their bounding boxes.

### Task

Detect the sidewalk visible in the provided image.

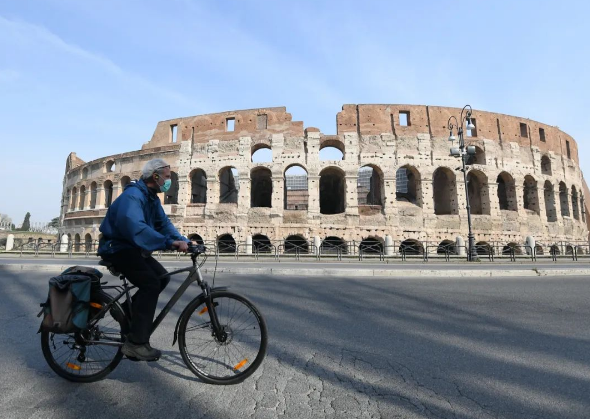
[1,260,589,278]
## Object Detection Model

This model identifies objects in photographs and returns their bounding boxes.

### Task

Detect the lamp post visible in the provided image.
[448,105,478,261]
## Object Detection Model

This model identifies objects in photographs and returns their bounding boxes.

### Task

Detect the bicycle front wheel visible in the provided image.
[178,291,267,385]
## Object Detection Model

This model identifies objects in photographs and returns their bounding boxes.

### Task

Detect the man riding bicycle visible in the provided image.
[98,158,190,361]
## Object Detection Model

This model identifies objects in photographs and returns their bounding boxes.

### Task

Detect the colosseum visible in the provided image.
[59,104,590,257]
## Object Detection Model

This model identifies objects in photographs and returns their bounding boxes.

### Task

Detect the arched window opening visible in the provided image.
[559,182,570,217]
[164,171,179,204]
[582,196,587,223]
[320,167,345,214]
[106,160,116,173]
[571,186,580,220]
[84,233,93,252]
[104,180,113,208]
[253,234,272,253]
[475,241,493,255]
[396,166,422,207]
[82,167,89,179]
[321,237,347,254]
[71,187,77,211]
[188,234,204,245]
[251,167,272,208]
[190,169,207,204]
[284,165,308,210]
[120,176,131,190]
[497,172,517,211]
[466,146,485,165]
[399,239,424,255]
[544,181,557,222]
[438,240,457,255]
[79,185,86,210]
[251,146,272,163]
[284,235,308,254]
[523,175,539,213]
[433,168,457,215]
[549,244,560,255]
[566,245,574,255]
[467,170,489,215]
[541,155,552,176]
[535,245,544,255]
[357,166,384,206]
[359,237,383,254]
[502,242,522,255]
[74,234,81,252]
[89,182,97,209]
[219,167,239,204]
[217,234,236,253]
[319,140,344,161]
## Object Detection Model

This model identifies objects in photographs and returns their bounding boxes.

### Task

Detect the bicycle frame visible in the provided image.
[86,252,228,346]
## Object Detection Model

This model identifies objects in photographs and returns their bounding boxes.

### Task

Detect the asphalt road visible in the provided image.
[1,271,589,418]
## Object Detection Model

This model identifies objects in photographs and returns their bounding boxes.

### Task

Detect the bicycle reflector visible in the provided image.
[198,307,208,315]
[66,362,81,371]
[233,359,248,371]
[90,302,102,309]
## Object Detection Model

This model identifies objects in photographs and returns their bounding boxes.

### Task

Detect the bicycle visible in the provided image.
[40,244,268,385]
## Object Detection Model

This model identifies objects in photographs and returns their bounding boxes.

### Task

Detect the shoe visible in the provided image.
[121,341,162,361]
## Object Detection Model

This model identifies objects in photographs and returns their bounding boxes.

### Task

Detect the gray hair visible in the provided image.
[141,158,170,180]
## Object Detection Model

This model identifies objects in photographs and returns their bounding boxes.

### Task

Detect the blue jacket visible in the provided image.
[98,179,188,255]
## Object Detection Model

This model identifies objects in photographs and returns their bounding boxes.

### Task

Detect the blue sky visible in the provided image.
[1,0,589,224]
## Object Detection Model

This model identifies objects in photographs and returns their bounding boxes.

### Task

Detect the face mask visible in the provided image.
[160,179,172,193]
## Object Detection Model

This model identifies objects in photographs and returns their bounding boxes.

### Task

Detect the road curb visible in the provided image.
[1,263,590,278]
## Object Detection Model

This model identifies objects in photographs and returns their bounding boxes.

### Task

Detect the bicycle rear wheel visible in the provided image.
[41,291,128,382]
[178,290,267,385]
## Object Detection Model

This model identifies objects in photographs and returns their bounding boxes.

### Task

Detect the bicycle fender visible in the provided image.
[172,287,229,346]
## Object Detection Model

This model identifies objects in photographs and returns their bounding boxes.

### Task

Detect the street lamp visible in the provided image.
[448,105,478,261]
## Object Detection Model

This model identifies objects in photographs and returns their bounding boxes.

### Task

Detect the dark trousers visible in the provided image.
[103,249,169,344]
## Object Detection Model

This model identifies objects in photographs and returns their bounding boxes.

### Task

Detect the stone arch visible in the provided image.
[65,189,71,211]
[120,176,131,190]
[359,237,384,254]
[190,169,207,204]
[252,234,273,253]
[467,170,490,215]
[251,144,272,163]
[84,233,92,252]
[219,167,238,204]
[188,234,204,245]
[320,167,346,214]
[321,236,347,254]
[74,233,81,252]
[319,138,345,161]
[541,155,552,176]
[251,167,272,208]
[475,241,493,255]
[164,171,179,204]
[502,242,522,255]
[71,187,77,211]
[284,235,308,254]
[544,181,557,222]
[497,172,517,211]
[284,165,308,210]
[78,185,86,210]
[466,145,486,165]
[559,182,570,217]
[571,186,580,220]
[104,180,113,208]
[217,234,236,253]
[432,167,458,215]
[438,240,457,255]
[523,175,539,214]
[105,160,116,173]
[82,167,89,179]
[399,239,424,255]
[89,182,97,209]
[396,165,422,207]
[535,244,544,255]
[357,165,384,206]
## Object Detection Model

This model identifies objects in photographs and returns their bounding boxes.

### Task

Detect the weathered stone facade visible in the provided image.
[59,105,589,253]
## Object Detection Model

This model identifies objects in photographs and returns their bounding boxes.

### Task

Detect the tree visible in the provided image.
[48,217,60,228]
[0,213,11,224]
[20,212,31,231]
